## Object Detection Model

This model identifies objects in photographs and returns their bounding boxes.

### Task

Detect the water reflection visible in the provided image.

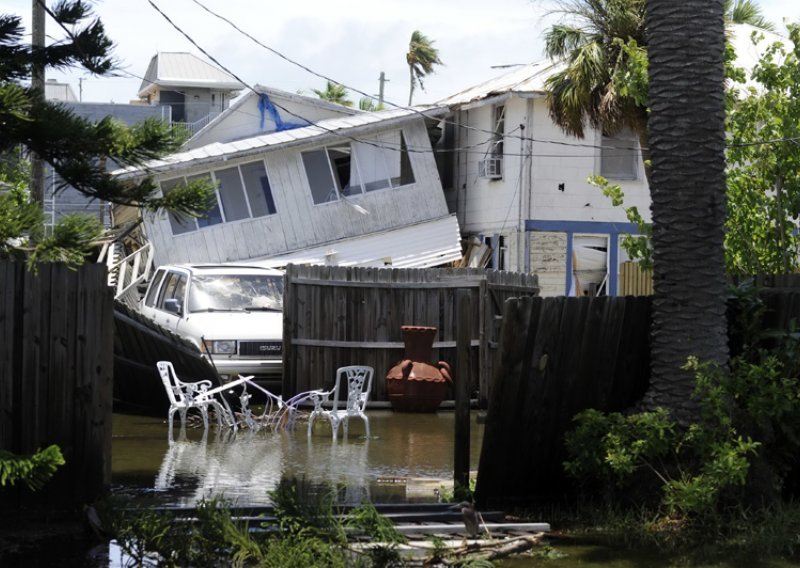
[112,410,484,507]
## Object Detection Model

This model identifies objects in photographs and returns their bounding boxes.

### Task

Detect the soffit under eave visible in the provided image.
[449,91,545,112]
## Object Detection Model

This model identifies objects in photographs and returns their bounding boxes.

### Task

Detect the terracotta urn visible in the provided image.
[385,325,452,412]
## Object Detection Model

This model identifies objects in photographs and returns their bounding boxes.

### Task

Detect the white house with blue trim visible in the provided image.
[436,61,650,297]
[434,23,791,297]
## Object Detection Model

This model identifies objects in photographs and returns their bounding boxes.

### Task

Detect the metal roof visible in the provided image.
[138,52,245,98]
[246,215,463,270]
[436,60,564,108]
[115,105,447,178]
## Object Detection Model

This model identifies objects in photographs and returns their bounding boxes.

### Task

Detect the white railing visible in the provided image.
[171,111,220,138]
[108,242,154,305]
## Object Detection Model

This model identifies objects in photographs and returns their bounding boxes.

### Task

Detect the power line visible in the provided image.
[182,0,645,154]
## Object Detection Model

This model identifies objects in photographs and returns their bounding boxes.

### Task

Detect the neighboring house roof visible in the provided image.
[188,84,360,144]
[436,60,564,108]
[138,52,245,98]
[249,215,463,269]
[45,80,78,102]
[116,105,447,178]
[63,102,170,125]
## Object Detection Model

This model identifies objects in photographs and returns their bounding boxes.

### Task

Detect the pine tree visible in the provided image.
[0,3,213,265]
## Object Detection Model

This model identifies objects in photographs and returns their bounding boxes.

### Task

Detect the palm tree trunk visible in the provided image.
[643,0,729,424]
[408,65,415,106]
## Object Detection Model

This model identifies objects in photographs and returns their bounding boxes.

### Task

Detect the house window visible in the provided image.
[161,160,278,236]
[600,128,638,180]
[485,234,507,270]
[192,173,223,227]
[303,149,339,204]
[303,130,415,205]
[572,235,609,296]
[240,161,277,217]
[214,166,250,222]
[479,106,505,179]
[161,178,197,235]
[492,105,505,161]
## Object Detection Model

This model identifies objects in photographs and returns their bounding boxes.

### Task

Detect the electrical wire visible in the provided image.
[187,0,644,153]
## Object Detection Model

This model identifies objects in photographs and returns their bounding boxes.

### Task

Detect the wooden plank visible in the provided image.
[454,290,471,495]
[392,522,551,535]
[289,277,484,289]
[515,296,564,495]
[475,296,537,507]
[290,339,481,349]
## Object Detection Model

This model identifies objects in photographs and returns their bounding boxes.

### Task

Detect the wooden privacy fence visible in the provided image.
[0,262,113,515]
[475,295,651,508]
[282,265,539,403]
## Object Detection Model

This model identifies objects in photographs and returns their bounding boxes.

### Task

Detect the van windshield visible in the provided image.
[187,274,283,312]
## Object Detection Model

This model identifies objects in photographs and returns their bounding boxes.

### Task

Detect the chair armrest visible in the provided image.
[307,389,333,411]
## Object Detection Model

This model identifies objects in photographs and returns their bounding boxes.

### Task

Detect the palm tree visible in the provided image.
[725,0,775,32]
[358,97,384,111]
[407,30,443,105]
[543,0,774,185]
[312,81,353,107]
[644,0,728,422]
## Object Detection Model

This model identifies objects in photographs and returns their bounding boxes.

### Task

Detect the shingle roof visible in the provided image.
[138,52,245,98]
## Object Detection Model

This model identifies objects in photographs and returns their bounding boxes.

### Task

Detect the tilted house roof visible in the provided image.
[116,106,447,178]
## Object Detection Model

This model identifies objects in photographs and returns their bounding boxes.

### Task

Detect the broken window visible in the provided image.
[303,130,415,204]
[572,235,609,296]
[600,128,639,180]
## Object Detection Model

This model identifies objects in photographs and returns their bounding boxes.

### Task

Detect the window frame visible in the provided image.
[302,129,416,206]
[599,128,639,181]
[160,158,278,236]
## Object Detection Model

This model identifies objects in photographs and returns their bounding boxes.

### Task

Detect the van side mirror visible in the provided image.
[163,298,183,316]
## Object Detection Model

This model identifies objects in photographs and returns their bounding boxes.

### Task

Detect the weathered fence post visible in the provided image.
[454,289,472,498]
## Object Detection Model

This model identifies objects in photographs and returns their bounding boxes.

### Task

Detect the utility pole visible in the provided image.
[30,0,46,208]
[378,71,388,108]
[79,76,84,101]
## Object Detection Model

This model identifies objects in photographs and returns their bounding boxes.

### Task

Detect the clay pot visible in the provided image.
[385,325,452,412]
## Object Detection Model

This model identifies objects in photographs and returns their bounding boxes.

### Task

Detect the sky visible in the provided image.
[6,0,800,108]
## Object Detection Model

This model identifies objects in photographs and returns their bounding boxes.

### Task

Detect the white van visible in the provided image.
[138,264,284,388]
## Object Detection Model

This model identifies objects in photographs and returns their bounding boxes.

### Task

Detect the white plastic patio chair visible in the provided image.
[307,365,374,439]
[157,361,227,433]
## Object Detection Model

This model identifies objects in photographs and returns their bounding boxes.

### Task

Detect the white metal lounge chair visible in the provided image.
[308,365,374,439]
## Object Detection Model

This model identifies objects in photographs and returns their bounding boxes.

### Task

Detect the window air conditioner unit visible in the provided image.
[478,157,503,179]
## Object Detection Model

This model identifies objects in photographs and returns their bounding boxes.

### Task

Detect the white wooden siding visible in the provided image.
[146,119,449,267]
[453,97,650,236]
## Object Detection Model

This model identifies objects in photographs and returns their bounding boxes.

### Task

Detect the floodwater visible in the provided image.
[112,409,484,507]
[11,411,797,566]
